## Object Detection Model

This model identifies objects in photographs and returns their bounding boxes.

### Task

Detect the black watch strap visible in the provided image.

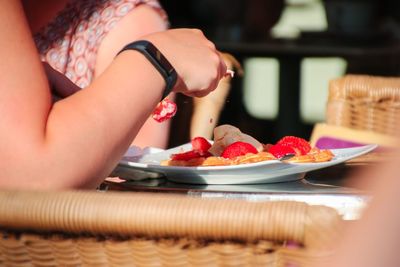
[117,40,178,100]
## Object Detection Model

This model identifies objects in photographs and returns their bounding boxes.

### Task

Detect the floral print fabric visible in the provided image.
[35,0,167,88]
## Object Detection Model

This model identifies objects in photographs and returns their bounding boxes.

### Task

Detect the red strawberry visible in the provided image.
[221,141,258,159]
[170,137,211,161]
[276,136,311,155]
[268,144,296,158]
[152,98,177,123]
[191,137,211,154]
[171,150,202,161]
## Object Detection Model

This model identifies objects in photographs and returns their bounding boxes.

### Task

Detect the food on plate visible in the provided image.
[286,148,334,163]
[191,136,212,154]
[267,143,296,159]
[275,136,311,155]
[220,141,258,159]
[161,124,334,167]
[208,124,264,156]
[170,137,212,161]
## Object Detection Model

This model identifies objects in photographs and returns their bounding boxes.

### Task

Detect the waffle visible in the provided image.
[161,149,333,167]
[285,149,334,163]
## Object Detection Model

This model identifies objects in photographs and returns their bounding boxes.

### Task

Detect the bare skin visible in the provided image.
[318,151,400,267]
[95,4,172,149]
[0,1,226,189]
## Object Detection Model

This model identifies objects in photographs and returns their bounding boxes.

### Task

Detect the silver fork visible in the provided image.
[278,154,295,161]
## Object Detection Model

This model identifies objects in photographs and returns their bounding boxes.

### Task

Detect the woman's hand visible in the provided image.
[143,29,227,98]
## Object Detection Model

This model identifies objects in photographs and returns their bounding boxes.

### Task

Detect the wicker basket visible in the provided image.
[326,75,400,136]
[0,191,341,267]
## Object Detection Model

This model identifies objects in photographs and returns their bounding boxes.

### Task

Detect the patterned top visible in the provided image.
[35,0,168,88]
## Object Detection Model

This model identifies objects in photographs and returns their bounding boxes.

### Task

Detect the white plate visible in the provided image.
[119,144,377,185]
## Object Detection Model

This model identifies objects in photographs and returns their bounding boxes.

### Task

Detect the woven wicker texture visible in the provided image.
[326,75,400,136]
[0,191,341,266]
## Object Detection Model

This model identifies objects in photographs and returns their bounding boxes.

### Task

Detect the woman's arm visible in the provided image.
[0,1,225,189]
[95,4,171,149]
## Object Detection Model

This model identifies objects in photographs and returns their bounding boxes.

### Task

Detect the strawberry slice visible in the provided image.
[268,144,296,159]
[276,136,311,155]
[171,150,202,161]
[221,141,258,159]
[170,137,211,161]
[152,98,177,123]
[191,137,211,154]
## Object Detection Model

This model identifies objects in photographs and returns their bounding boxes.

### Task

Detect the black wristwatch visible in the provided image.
[117,40,178,100]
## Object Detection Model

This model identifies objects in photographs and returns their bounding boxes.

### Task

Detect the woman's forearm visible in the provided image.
[1,50,164,189]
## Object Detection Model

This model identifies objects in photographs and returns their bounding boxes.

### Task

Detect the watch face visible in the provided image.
[148,42,174,74]
[145,42,177,87]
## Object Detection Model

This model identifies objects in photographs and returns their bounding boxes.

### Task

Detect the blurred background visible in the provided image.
[160,0,400,147]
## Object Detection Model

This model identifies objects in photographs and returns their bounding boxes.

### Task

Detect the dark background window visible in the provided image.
[160,0,400,147]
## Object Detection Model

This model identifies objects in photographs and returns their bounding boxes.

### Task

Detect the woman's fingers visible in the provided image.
[143,29,227,98]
